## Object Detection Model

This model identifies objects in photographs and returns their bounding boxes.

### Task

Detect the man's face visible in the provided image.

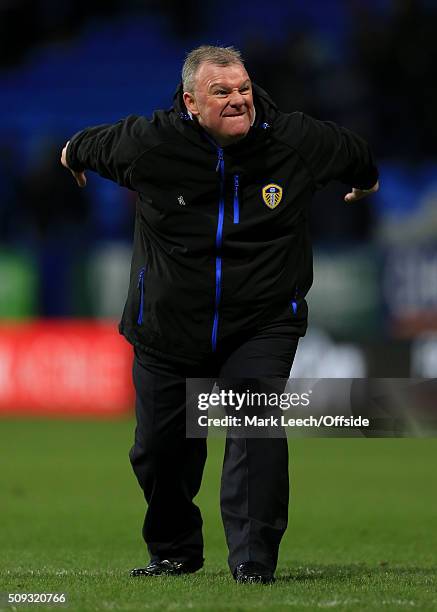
[183,62,255,146]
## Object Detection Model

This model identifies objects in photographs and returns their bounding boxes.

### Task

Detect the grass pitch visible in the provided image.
[0,419,436,611]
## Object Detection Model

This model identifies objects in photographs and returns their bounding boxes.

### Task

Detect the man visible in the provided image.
[61,45,378,584]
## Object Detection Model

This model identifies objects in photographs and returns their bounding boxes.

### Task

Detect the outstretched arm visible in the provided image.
[291,113,379,201]
[60,115,149,190]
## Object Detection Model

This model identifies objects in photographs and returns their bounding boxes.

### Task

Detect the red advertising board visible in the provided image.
[0,321,134,416]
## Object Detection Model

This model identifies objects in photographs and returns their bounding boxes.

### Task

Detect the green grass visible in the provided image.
[0,419,436,611]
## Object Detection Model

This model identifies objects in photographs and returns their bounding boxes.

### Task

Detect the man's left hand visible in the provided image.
[344,180,379,203]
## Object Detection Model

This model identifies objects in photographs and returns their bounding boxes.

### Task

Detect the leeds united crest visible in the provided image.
[262,183,283,209]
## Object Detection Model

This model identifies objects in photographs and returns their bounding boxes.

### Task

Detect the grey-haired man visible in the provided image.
[61,45,378,583]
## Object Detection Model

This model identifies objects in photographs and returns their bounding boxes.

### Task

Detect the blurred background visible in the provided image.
[0,0,436,415]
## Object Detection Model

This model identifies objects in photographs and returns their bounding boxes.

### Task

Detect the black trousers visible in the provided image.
[129,319,299,573]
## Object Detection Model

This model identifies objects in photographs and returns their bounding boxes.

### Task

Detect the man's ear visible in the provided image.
[183,92,199,116]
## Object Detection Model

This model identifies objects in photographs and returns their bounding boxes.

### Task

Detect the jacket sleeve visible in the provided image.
[65,115,148,189]
[293,112,379,190]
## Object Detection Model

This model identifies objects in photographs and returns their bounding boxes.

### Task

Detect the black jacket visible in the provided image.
[66,84,378,363]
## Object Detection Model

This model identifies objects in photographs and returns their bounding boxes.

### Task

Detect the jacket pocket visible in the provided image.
[137,267,146,325]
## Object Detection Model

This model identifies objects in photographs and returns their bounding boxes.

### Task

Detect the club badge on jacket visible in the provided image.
[262,184,283,209]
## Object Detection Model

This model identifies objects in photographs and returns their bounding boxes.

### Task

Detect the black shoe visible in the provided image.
[233,561,275,584]
[130,558,203,577]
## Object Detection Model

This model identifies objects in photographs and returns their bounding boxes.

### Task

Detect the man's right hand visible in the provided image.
[61,141,87,188]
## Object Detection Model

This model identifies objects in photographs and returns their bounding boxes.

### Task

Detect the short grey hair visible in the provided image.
[182,45,244,93]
